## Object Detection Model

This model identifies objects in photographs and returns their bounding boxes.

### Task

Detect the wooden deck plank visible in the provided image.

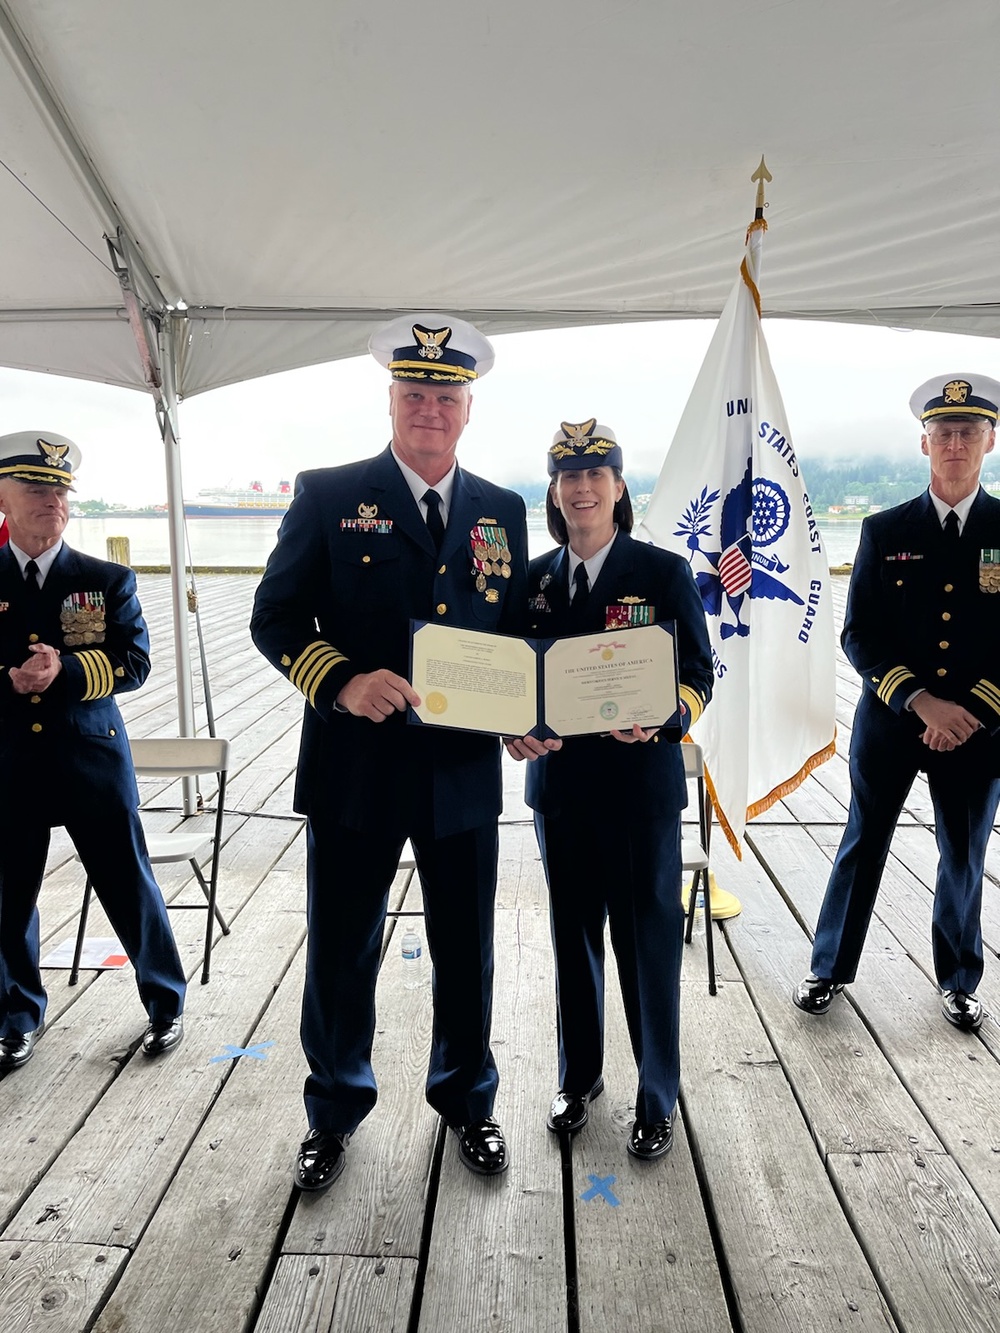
[679,971,900,1332]
[0,1240,128,1333]
[417,904,565,1333]
[5,835,308,1249]
[282,876,439,1261]
[829,1151,1000,1333]
[256,1254,417,1333]
[710,831,943,1158]
[573,920,733,1332]
[91,943,309,1333]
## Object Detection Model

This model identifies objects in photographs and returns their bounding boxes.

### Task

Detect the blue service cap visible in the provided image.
[547,419,623,475]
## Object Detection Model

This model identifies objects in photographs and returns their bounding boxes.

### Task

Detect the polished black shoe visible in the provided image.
[941,989,984,1032]
[792,974,844,1015]
[0,1026,42,1071]
[547,1078,605,1134]
[453,1117,509,1176]
[141,1015,184,1057]
[627,1115,674,1161]
[294,1129,349,1192]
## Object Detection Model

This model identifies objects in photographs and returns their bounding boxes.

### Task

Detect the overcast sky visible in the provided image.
[3,317,999,505]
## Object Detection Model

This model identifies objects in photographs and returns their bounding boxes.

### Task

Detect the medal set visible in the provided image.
[341,502,393,535]
[980,548,1000,593]
[61,591,106,645]
[471,522,510,603]
[605,598,653,630]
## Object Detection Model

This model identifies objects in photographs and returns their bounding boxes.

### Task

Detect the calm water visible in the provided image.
[64,514,864,568]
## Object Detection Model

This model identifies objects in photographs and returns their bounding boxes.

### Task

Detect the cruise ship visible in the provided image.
[183,480,292,518]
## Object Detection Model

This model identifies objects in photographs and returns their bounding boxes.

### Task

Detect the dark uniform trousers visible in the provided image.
[526,532,713,1124]
[811,490,1000,995]
[0,543,186,1036]
[250,449,529,1134]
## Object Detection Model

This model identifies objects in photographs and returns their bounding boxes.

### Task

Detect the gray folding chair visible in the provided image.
[681,741,717,995]
[70,737,231,987]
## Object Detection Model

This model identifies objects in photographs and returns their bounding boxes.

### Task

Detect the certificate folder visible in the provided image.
[409,620,679,740]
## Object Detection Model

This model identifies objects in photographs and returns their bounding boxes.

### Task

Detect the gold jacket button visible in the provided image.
[939,641,950,650]
[28,633,39,644]
[942,612,951,621]
[362,554,371,564]
[944,583,954,593]
[30,694,41,704]
[936,668,948,677]
[109,728,116,737]
[31,722,42,733]
[438,564,447,575]
[896,579,903,587]
[652,735,659,743]
[436,603,447,615]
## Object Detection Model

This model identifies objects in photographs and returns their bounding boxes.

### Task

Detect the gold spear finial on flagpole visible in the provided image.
[751,155,772,219]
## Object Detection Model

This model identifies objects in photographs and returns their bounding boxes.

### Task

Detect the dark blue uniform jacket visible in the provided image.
[844,488,1000,774]
[0,544,149,822]
[250,447,528,837]
[524,532,714,819]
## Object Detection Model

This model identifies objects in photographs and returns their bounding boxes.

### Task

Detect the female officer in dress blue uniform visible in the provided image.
[524,421,713,1159]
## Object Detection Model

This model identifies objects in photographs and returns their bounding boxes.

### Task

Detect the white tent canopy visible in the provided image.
[2,0,1000,401]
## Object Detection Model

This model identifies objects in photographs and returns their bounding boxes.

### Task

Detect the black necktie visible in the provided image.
[572,561,590,606]
[423,489,445,552]
[943,510,960,546]
[23,559,41,593]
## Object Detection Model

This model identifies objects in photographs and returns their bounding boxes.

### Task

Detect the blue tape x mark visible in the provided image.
[210,1039,275,1064]
[580,1173,620,1206]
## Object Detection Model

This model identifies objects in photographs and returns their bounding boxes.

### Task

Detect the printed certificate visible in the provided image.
[409,621,678,739]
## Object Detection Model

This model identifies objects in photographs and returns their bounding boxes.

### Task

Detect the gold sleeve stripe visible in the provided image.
[971,679,1000,718]
[679,685,705,726]
[78,649,114,700]
[876,666,915,707]
[289,641,348,706]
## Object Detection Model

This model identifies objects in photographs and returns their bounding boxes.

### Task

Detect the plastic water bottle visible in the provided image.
[401,927,425,989]
[692,888,706,937]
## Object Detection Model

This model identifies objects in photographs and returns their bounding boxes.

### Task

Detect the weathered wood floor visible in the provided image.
[3,572,1000,1332]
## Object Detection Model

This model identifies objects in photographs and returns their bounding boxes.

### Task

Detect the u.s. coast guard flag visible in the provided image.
[637,216,836,854]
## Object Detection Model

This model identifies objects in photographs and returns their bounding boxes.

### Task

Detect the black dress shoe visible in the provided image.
[294,1129,349,1191]
[792,974,844,1015]
[627,1115,674,1161]
[0,1026,42,1071]
[453,1117,509,1176]
[941,989,984,1032]
[547,1078,605,1134]
[141,1015,184,1057]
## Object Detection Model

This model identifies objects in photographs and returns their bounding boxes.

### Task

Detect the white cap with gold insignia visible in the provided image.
[369,313,495,384]
[0,431,80,488]
[909,374,1000,424]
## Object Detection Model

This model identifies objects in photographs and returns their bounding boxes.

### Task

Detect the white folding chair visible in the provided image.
[70,737,231,987]
[681,741,717,995]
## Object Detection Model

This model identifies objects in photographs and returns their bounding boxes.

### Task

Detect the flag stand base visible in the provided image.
[682,871,742,920]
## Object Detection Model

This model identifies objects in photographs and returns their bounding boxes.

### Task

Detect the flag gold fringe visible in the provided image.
[739,217,768,318]
[704,730,838,859]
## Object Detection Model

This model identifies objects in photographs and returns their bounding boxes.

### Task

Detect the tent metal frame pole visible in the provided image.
[158,337,200,815]
[105,231,200,813]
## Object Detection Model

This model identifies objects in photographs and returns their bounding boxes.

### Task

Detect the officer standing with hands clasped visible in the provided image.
[251,315,557,1191]
[0,432,187,1072]
[795,374,1000,1032]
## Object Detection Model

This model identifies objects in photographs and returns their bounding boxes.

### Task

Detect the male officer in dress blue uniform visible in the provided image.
[794,374,1000,1031]
[251,315,556,1190]
[0,432,186,1072]
[523,422,713,1159]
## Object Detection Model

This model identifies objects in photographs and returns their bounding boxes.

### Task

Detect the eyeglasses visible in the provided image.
[926,424,992,443]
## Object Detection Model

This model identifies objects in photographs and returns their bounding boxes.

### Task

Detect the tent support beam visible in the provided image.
[105,232,200,814]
